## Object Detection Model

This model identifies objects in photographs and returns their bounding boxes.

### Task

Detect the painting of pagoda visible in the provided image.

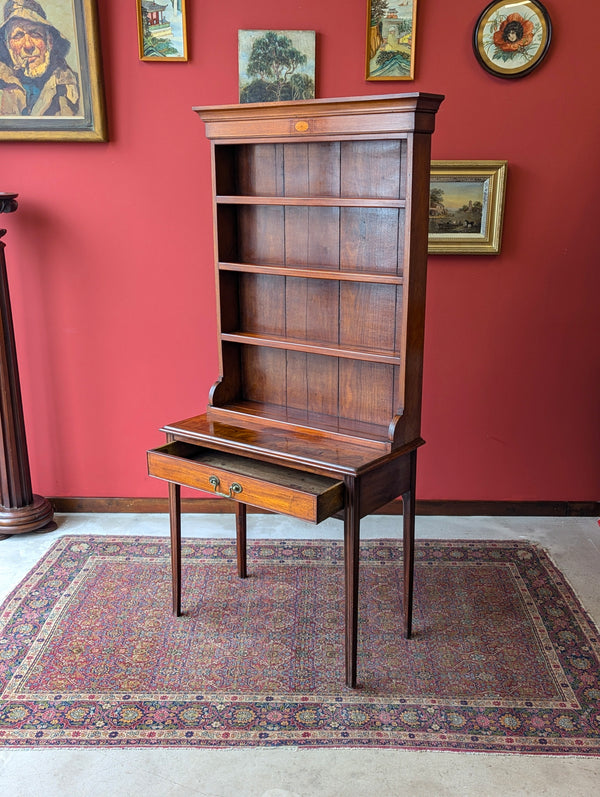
[367,0,416,80]
[137,0,188,61]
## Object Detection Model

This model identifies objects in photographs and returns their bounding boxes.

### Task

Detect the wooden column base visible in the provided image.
[0,495,56,538]
[0,196,56,542]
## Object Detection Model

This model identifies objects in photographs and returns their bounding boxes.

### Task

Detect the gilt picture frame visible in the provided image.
[429,161,508,255]
[366,0,417,80]
[0,0,106,141]
[473,0,552,78]
[137,0,187,62]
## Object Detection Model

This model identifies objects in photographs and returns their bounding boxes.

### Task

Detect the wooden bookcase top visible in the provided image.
[183,93,443,458]
[194,92,444,141]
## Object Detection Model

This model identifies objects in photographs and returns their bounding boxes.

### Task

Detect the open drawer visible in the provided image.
[147,441,344,524]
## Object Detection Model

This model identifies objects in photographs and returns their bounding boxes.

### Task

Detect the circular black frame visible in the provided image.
[473,0,552,79]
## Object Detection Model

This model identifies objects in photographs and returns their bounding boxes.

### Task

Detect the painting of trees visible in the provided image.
[239,31,315,103]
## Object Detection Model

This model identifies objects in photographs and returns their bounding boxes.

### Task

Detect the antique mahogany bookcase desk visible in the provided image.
[147,93,444,688]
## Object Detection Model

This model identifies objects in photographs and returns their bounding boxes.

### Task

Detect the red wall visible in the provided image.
[2,1,599,501]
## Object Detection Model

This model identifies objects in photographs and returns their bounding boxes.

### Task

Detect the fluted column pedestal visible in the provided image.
[0,193,55,539]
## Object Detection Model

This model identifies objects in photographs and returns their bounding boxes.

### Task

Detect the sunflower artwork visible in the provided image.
[473,0,552,78]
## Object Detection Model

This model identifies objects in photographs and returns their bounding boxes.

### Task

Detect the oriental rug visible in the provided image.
[1,535,599,754]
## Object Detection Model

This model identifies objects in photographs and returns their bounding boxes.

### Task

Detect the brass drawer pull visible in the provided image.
[208,475,243,499]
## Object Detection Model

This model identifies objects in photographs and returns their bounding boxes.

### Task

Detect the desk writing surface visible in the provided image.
[162,413,422,477]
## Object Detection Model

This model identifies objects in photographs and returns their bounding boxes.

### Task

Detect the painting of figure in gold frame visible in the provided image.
[0,0,106,141]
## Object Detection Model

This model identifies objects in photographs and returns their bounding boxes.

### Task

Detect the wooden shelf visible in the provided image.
[218,262,404,284]
[205,401,395,449]
[220,332,402,365]
[216,195,406,208]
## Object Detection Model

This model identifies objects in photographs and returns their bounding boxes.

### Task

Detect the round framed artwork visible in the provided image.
[473,0,552,78]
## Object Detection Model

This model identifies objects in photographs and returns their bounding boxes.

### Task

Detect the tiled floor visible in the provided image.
[1,512,599,796]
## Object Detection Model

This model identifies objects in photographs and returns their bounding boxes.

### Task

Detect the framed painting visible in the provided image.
[473,0,552,78]
[366,0,417,80]
[238,30,315,103]
[0,0,106,141]
[137,0,187,62]
[429,161,507,255]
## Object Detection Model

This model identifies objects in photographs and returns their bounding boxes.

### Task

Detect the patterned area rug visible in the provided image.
[1,535,599,754]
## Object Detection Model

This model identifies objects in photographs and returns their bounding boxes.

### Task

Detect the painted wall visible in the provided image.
[1,1,598,501]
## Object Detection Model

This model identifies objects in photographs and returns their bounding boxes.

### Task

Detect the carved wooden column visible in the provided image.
[0,193,55,538]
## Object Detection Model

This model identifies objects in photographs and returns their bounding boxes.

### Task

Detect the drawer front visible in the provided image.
[202,113,415,141]
[147,442,344,524]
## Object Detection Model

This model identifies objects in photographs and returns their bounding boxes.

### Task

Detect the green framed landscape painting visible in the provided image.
[238,30,316,103]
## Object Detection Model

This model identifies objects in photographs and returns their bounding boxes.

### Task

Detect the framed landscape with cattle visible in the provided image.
[429,161,508,254]
[0,0,106,141]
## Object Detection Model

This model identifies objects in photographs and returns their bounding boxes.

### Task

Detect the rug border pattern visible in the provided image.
[0,535,599,755]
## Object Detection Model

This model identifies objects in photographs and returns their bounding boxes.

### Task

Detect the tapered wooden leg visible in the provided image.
[401,449,417,639]
[344,476,360,688]
[168,481,182,616]
[235,502,247,578]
